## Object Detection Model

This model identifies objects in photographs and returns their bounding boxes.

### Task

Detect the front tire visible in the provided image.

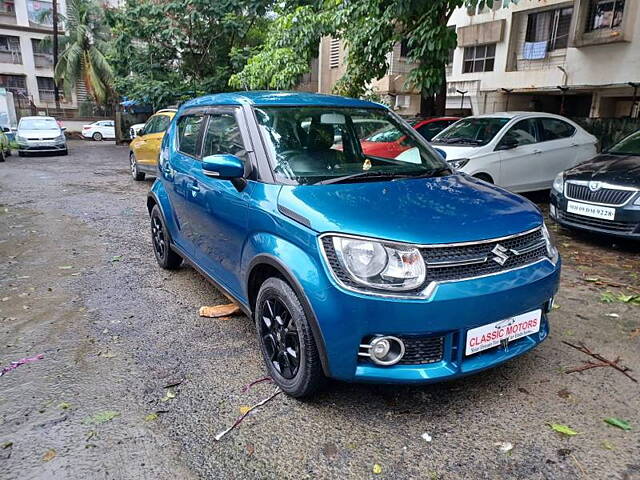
[255,278,325,397]
[150,205,182,270]
[130,153,145,181]
[92,132,103,141]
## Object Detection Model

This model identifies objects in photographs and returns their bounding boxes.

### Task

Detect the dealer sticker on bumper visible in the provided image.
[466,309,542,356]
[567,201,615,220]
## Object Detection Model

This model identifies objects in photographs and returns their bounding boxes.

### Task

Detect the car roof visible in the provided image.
[20,116,56,121]
[469,111,573,121]
[181,91,385,110]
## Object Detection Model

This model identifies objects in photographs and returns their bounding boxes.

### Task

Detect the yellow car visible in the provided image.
[129,109,176,180]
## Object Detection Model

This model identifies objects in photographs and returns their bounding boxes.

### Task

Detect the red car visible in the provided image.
[360,117,460,158]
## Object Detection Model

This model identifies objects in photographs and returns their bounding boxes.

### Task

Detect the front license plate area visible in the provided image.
[567,201,615,220]
[465,309,542,356]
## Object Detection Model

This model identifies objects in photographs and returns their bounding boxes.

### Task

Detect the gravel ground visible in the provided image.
[0,141,639,480]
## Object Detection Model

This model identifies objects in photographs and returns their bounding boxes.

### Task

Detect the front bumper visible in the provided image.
[311,257,560,383]
[18,142,67,153]
[550,189,640,239]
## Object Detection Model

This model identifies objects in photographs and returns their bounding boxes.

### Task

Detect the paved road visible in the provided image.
[1,141,639,480]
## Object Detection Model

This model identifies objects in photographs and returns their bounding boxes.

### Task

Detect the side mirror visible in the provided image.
[496,139,519,151]
[61,127,67,132]
[2,127,10,133]
[202,154,244,179]
[434,147,447,159]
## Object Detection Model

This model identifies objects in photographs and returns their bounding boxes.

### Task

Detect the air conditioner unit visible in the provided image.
[395,95,410,109]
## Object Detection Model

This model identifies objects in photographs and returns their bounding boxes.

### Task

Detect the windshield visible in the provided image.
[254,107,448,185]
[432,117,509,146]
[19,118,59,130]
[608,131,640,156]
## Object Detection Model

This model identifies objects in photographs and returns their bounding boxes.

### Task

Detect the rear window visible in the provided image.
[539,118,575,141]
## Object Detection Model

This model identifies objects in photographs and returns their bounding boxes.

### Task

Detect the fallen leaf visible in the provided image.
[1,297,8,302]
[584,277,599,282]
[1,441,13,449]
[557,388,572,399]
[239,405,251,415]
[42,449,56,462]
[372,464,382,475]
[58,266,73,270]
[604,418,631,431]
[602,440,614,450]
[58,402,71,410]
[199,303,241,318]
[605,313,620,318]
[144,413,158,422]
[630,328,640,339]
[160,390,176,402]
[600,292,616,304]
[83,411,121,425]
[111,255,122,262]
[494,441,513,453]
[549,423,579,436]
[552,304,561,310]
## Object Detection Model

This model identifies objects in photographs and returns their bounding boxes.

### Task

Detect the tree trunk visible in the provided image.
[52,0,61,113]
[420,92,435,117]
[434,67,447,116]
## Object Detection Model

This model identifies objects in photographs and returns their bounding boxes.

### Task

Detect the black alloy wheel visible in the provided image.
[150,205,182,269]
[259,296,301,379]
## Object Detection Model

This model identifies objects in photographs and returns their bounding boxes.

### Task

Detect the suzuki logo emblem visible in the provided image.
[588,181,602,192]
[491,244,510,266]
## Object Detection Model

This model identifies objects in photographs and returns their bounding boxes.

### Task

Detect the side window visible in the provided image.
[499,119,538,147]
[539,118,575,141]
[141,116,158,136]
[153,115,171,134]
[177,115,204,156]
[201,113,247,159]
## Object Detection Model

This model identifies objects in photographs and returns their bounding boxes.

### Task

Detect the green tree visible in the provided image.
[53,0,114,105]
[109,0,272,109]
[231,0,515,115]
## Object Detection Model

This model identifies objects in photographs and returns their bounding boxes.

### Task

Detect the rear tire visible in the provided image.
[150,205,182,270]
[0,151,4,162]
[93,132,103,141]
[255,277,326,397]
[130,153,145,181]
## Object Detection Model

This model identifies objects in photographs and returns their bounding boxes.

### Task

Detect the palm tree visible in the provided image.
[52,0,114,105]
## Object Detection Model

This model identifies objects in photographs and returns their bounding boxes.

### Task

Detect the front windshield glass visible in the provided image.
[432,117,509,146]
[19,118,59,130]
[608,131,640,156]
[254,107,448,185]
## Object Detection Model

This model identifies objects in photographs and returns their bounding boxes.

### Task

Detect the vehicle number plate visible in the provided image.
[567,201,615,220]
[465,309,541,356]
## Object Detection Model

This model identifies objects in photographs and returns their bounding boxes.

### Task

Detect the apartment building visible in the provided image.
[0,0,81,116]
[318,0,640,119]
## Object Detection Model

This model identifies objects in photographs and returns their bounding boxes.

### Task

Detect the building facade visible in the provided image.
[317,0,640,119]
[0,0,82,116]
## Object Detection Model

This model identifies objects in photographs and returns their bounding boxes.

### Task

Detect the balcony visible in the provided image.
[0,49,21,64]
[34,52,54,68]
[0,5,17,25]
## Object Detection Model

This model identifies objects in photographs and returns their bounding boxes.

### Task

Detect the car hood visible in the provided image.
[18,129,61,139]
[277,174,542,244]
[565,153,640,188]
[429,144,486,161]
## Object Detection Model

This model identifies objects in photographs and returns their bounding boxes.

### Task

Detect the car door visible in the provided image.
[105,120,115,139]
[496,118,542,192]
[163,113,205,255]
[536,117,579,188]
[188,109,253,297]
[140,115,171,169]
[130,116,158,164]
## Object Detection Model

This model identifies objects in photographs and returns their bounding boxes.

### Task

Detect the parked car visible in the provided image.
[15,116,67,156]
[82,120,115,141]
[550,129,640,239]
[0,126,11,162]
[431,113,597,193]
[129,109,177,180]
[359,117,460,158]
[129,123,145,140]
[147,91,560,397]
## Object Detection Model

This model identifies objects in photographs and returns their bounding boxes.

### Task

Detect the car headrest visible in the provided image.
[307,123,334,151]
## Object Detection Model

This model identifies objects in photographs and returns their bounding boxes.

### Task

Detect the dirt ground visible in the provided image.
[1,141,639,480]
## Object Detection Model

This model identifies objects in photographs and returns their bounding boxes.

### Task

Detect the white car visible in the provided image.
[431,112,597,193]
[82,120,115,141]
[16,116,67,156]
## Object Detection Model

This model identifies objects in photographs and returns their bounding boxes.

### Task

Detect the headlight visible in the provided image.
[56,134,66,142]
[541,223,559,263]
[448,158,469,170]
[552,172,564,193]
[325,236,426,292]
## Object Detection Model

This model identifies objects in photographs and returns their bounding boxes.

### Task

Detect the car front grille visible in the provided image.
[558,211,638,233]
[322,228,549,293]
[421,228,548,283]
[565,183,635,206]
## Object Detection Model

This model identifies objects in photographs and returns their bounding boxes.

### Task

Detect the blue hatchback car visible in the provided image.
[147,91,561,397]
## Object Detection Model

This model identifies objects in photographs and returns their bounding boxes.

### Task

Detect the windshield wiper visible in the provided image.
[315,171,406,185]
[441,137,483,145]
